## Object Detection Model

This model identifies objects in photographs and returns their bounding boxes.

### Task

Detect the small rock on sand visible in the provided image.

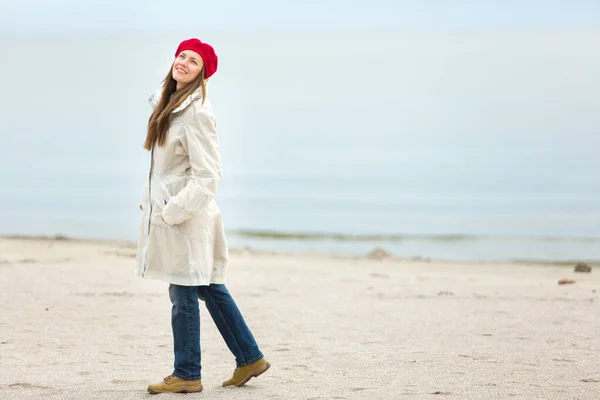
[558,278,576,285]
[574,263,592,273]
[367,247,392,260]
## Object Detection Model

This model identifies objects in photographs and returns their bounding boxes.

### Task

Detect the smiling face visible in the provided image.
[172,50,204,89]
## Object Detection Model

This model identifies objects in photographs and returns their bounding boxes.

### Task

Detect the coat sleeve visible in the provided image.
[162,107,222,225]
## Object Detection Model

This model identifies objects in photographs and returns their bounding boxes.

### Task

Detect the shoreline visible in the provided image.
[2,233,598,268]
[232,228,600,243]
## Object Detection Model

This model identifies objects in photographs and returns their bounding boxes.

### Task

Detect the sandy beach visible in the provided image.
[0,236,598,400]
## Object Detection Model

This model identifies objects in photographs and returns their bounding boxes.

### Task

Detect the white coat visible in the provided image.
[136,86,229,286]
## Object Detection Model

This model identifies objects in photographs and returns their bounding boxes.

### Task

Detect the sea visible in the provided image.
[1,30,599,262]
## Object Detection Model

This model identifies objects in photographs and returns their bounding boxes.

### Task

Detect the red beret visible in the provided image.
[175,38,218,79]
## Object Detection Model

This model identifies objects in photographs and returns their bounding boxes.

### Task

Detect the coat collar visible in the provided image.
[148,85,206,113]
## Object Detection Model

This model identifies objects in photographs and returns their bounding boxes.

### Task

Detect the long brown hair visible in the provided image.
[143,63,207,150]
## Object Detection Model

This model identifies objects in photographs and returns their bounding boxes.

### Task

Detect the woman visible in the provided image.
[136,38,270,394]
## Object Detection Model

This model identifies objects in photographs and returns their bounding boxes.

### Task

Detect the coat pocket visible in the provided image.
[140,183,149,211]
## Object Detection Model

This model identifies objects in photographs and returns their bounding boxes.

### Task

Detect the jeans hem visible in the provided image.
[172,370,201,381]
[237,353,264,367]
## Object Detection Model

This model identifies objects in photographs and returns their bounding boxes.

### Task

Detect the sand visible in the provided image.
[0,236,598,400]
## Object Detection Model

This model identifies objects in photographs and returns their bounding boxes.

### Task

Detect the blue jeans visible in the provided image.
[168,284,264,381]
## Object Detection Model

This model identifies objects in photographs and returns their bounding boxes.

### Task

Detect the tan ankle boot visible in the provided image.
[223,358,271,387]
[147,375,203,394]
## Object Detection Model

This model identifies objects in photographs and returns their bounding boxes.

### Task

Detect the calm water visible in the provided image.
[1,31,599,262]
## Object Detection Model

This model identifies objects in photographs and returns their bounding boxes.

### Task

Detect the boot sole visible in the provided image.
[147,386,203,394]
[235,361,271,387]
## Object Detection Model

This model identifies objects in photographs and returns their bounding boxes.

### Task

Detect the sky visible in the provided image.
[0,0,599,33]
